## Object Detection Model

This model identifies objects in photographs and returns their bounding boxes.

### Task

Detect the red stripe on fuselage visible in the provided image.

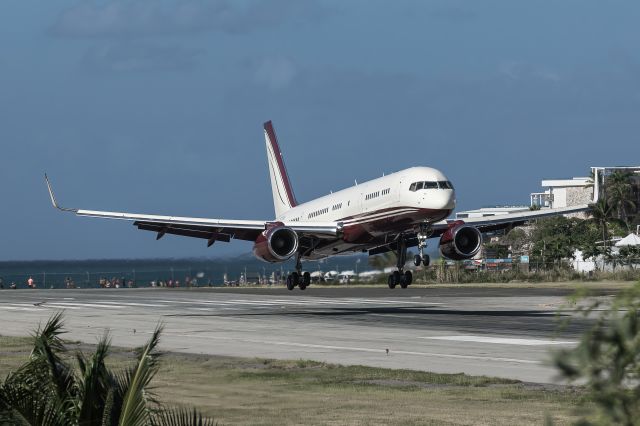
[340,207,451,243]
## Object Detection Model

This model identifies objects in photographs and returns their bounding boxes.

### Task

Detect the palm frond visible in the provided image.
[76,331,114,425]
[101,386,115,426]
[0,381,69,426]
[117,323,164,426]
[31,311,67,357]
[1,312,75,424]
[36,337,76,401]
[26,311,76,402]
[151,407,217,426]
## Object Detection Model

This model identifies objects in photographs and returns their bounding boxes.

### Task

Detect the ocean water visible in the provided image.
[0,254,367,289]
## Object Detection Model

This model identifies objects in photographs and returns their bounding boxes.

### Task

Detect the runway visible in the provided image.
[0,286,598,383]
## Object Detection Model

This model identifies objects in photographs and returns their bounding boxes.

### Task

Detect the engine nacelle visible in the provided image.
[439,221,482,260]
[253,225,299,263]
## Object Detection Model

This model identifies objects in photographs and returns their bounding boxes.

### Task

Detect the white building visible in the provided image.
[530,177,592,209]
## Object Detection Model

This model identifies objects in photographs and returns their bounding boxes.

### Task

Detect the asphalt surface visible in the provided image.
[0,286,601,383]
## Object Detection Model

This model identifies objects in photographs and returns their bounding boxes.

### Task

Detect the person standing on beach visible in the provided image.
[27,276,35,288]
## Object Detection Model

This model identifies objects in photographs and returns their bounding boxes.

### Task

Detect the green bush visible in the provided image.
[554,282,640,425]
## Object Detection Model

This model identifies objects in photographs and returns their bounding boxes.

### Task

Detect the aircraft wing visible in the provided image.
[45,175,340,245]
[442,204,592,233]
[368,204,591,256]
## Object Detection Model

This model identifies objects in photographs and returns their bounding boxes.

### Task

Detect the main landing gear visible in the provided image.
[387,238,413,289]
[388,224,433,290]
[286,253,311,291]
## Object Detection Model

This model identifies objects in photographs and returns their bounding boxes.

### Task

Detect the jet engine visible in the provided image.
[439,221,482,260]
[253,225,299,263]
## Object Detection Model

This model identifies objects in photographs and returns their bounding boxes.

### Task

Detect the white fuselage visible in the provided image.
[280,166,455,223]
[279,167,456,258]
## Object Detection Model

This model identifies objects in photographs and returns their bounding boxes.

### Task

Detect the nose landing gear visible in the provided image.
[413,223,432,267]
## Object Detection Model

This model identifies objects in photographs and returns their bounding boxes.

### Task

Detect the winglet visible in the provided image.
[44,174,77,212]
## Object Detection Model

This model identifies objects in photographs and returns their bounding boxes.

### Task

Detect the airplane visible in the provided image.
[45,121,592,291]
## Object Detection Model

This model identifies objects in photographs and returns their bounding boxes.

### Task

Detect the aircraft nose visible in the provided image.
[442,190,456,210]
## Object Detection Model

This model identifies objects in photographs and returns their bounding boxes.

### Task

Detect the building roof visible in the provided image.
[540,177,591,188]
[615,233,640,247]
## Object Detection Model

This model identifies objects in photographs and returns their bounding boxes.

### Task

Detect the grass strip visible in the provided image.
[0,335,587,425]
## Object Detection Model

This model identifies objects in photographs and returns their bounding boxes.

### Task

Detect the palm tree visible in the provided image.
[589,198,614,251]
[0,312,215,426]
[606,172,636,231]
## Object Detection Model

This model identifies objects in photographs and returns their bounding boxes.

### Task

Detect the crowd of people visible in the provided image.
[149,277,199,287]
[0,275,203,289]
[98,277,135,289]
[0,277,31,289]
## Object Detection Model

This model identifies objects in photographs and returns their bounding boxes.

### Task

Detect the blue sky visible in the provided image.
[1,0,639,260]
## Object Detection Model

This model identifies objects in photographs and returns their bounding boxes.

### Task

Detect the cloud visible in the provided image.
[429,4,478,22]
[252,57,297,90]
[81,43,204,72]
[499,61,561,83]
[50,0,330,38]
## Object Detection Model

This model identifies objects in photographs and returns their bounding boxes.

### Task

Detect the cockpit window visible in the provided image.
[410,180,455,191]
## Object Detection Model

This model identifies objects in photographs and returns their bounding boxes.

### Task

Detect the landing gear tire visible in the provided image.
[416,223,433,269]
[400,271,412,288]
[286,275,295,291]
[287,274,296,291]
[287,272,299,291]
[300,272,311,290]
[387,274,397,289]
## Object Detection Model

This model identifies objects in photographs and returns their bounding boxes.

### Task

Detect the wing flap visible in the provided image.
[134,222,233,242]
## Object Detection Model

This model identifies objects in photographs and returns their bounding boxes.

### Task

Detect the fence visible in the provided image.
[2,259,639,289]
[0,268,209,289]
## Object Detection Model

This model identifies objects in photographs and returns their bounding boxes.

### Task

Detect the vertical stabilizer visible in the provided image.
[264,121,298,217]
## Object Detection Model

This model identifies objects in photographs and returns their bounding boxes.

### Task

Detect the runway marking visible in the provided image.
[91,301,169,307]
[0,306,41,312]
[188,307,241,311]
[43,302,125,309]
[154,298,441,307]
[420,335,577,346]
[169,333,541,365]
[39,304,81,310]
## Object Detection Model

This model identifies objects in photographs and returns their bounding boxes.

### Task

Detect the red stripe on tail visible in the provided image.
[264,121,297,207]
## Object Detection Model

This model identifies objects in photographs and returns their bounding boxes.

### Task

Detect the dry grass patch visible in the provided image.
[0,336,585,426]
